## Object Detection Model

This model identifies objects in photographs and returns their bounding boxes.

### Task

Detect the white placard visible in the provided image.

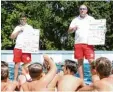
[22,29,40,53]
[88,19,106,45]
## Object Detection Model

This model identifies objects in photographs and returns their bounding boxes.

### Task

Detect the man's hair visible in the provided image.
[65,59,78,74]
[1,61,8,67]
[28,63,43,79]
[20,12,27,18]
[95,57,112,77]
[1,61,9,80]
[79,4,88,10]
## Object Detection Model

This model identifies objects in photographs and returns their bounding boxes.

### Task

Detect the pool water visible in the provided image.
[9,63,92,84]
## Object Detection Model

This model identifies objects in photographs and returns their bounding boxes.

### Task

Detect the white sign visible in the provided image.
[88,19,106,45]
[22,29,40,53]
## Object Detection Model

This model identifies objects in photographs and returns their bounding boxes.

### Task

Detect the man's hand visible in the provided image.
[72,26,78,31]
[43,54,52,71]
[43,60,50,71]
[19,28,24,32]
[10,27,24,39]
[43,54,50,63]
[68,26,78,33]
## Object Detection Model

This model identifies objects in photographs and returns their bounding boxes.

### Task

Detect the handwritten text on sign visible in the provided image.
[88,19,106,45]
[22,29,40,53]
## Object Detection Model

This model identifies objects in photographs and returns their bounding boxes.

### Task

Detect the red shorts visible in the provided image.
[13,48,31,63]
[74,44,95,60]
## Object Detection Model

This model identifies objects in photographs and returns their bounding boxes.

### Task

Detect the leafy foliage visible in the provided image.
[1,1,113,50]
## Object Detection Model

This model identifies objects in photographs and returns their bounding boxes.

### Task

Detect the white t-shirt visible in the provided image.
[12,24,34,49]
[69,15,95,44]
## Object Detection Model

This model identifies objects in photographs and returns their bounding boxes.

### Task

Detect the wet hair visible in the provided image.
[28,63,43,79]
[1,61,9,80]
[65,59,78,74]
[1,61,8,67]
[95,57,112,77]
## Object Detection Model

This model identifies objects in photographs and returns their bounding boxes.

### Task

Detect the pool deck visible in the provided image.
[1,50,113,63]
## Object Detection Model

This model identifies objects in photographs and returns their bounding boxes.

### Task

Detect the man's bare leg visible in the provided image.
[78,59,84,79]
[14,62,20,80]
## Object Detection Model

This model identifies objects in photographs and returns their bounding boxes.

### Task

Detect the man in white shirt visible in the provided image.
[10,14,34,80]
[68,5,95,79]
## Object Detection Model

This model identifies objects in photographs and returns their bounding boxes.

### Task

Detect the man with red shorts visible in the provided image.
[10,14,34,80]
[68,5,95,79]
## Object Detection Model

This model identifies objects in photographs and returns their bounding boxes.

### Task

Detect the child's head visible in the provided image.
[28,63,43,79]
[95,57,112,77]
[1,61,9,80]
[63,59,78,75]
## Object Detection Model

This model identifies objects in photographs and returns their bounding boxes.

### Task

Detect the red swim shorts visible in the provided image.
[13,48,31,63]
[74,44,95,60]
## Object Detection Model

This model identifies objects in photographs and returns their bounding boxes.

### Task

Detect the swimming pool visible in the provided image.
[8,63,92,84]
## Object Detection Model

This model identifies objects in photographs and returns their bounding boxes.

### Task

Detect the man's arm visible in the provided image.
[79,81,101,91]
[68,26,77,34]
[78,84,94,91]
[5,81,19,91]
[10,31,20,39]
[10,27,23,39]
[18,75,26,85]
[76,78,86,91]
[68,18,78,34]
[21,83,29,91]
[47,74,59,88]
[41,55,57,86]
[47,71,64,88]
[20,87,24,92]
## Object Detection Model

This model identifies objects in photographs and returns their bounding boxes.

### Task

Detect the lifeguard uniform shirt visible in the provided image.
[69,14,95,44]
[12,24,34,49]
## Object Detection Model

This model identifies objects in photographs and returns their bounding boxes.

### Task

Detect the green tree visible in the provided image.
[1,1,113,50]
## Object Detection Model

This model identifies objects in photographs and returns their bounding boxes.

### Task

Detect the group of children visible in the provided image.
[1,54,113,91]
